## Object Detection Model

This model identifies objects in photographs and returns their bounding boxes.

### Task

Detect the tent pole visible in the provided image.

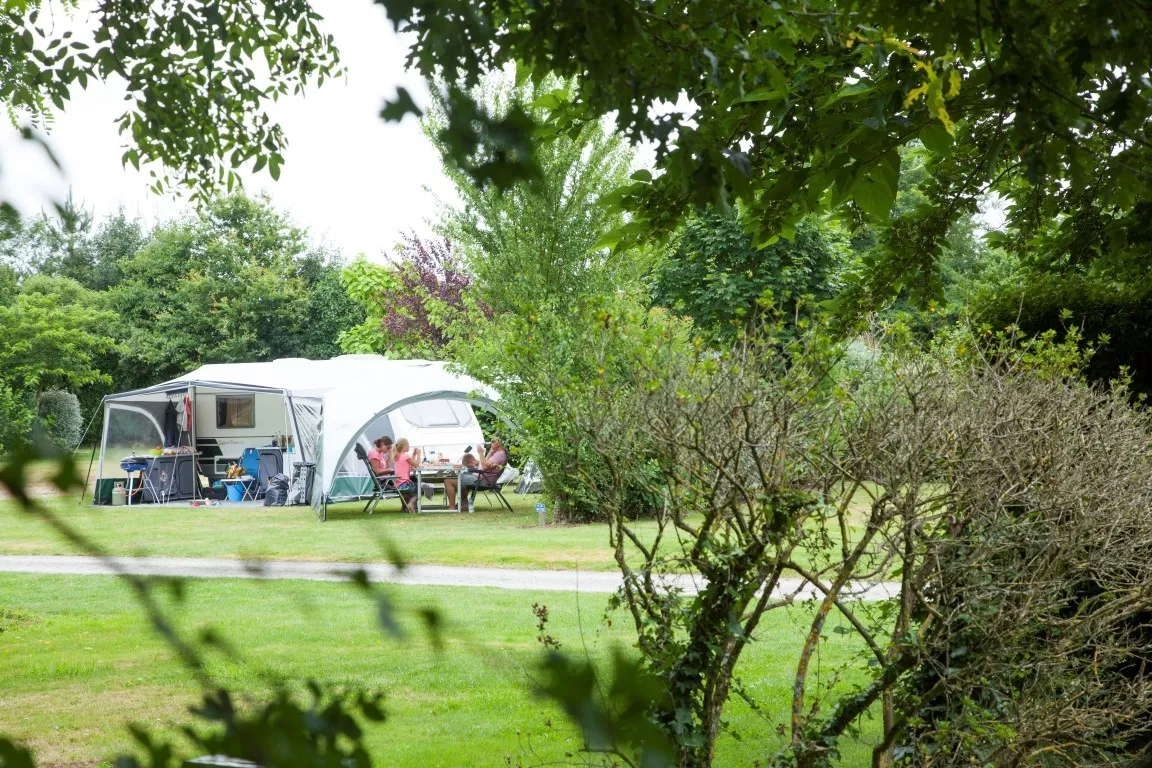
[189,385,199,499]
[75,399,104,452]
[79,397,105,505]
[282,389,290,449]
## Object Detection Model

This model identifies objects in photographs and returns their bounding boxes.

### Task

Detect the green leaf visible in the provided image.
[947,69,962,99]
[531,92,563,110]
[921,72,955,135]
[379,86,423,122]
[51,455,80,491]
[820,81,873,108]
[919,123,954,155]
[737,87,784,104]
[592,220,646,251]
[851,150,900,221]
[514,59,533,87]
[0,737,35,768]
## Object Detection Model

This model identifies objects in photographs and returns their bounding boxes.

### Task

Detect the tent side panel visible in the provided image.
[95,401,110,502]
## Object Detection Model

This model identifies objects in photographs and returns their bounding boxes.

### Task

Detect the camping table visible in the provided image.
[413,465,466,514]
[119,457,151,506]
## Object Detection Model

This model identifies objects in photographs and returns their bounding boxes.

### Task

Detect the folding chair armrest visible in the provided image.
[374,473,399,489]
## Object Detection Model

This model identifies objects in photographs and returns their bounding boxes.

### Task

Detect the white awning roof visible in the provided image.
[171,355,494,398]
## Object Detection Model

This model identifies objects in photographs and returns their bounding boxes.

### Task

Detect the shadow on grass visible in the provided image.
[319,496,539,525]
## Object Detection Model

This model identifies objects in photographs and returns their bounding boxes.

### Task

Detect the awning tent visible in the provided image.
[96,355,500,519]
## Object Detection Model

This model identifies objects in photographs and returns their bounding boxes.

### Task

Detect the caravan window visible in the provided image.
[216,396,255,428]
[399,399,474,428]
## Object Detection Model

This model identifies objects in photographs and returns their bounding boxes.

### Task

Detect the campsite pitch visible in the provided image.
[0,494,636,570]
[0,490,868,573]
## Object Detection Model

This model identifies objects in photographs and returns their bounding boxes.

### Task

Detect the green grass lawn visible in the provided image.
[0,574,879,767]
[0,488,869,573]
[2,446,871,572]
[0,494,644,570]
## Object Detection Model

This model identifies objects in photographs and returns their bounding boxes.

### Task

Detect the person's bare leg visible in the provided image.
[445,478,457,508]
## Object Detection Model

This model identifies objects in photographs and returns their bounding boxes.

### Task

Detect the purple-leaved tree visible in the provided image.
[376,235,483,357]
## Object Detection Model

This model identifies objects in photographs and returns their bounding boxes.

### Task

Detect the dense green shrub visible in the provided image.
[0,383,34,456]
[974,272,1152,397]
[515,411,663,524]
[36,390,82,451]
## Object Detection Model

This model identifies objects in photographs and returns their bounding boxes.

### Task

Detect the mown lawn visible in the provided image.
[0,488,869,572]
[0,494,643,570]
[0,574,879,767]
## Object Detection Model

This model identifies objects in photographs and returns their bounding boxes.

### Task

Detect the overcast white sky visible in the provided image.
[0,0,450,262]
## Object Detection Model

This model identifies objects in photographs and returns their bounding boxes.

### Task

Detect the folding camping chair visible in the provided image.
[465,467,516,513]
[353,443,399,515]
[239,448,262,501]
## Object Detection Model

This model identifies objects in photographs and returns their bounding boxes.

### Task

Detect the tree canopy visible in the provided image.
[3,0,1147,318]
[0,275,115,396]
[0,275,116,451]
[379,0,1152,313]
[425,74,638,313]
[652,213,848,339]
[1,0,341,200]
[104,195,360,389]
[424,74,656,522]
[339,235,474,359]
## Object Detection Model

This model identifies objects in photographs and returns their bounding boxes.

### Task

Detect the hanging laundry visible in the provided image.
[176,395,193,432]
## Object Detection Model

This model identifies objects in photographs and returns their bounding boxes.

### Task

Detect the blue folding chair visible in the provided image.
[239,448,262,500]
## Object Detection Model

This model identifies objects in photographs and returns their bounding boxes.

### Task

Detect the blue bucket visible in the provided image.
[224,480,245,502]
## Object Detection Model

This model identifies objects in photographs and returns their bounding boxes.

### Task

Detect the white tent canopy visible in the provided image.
[99,355,499,518]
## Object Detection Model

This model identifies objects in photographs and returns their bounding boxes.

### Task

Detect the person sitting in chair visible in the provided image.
[445,436,507,511]
[368,436,394,475]
[391,438,422,512]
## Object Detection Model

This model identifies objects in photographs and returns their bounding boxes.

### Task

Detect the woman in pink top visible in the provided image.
[391,438,422,512]
[367,436,393,475]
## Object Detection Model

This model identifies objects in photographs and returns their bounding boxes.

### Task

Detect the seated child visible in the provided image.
[391,438,422,512]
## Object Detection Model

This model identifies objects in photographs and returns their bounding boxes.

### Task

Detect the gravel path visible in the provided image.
[0,555,899,600]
